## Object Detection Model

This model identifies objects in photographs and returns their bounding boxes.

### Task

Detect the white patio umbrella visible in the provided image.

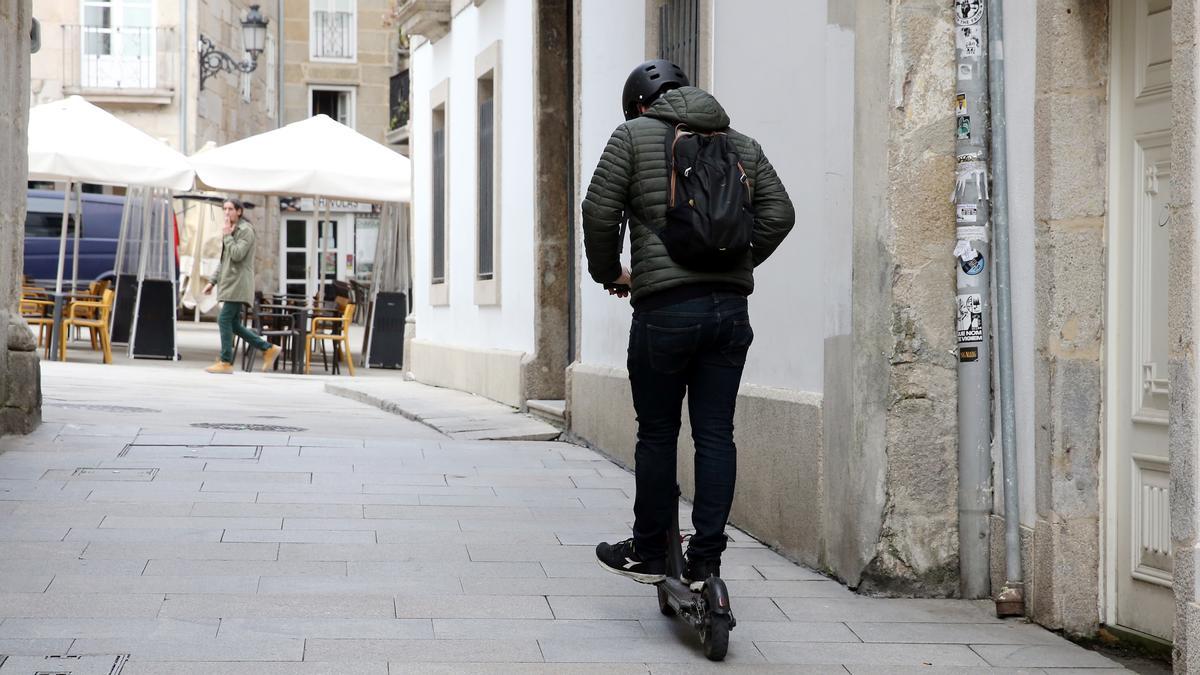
[28,95,195,295]
[189,114,411,304]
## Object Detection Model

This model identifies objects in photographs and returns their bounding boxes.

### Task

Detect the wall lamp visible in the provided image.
[198,4,269,91]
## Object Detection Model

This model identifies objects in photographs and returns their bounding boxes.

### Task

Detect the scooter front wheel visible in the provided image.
[656,585,676,616]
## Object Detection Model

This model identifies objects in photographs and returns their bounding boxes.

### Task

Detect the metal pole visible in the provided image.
[71,181,83,294]
[987,0,1024,617]
[51,179,73,361]
[954,0,992,599]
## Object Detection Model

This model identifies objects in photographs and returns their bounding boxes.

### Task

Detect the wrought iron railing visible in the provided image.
[389,69,410,131]
[313,10,354,60]
[62,24,176,92]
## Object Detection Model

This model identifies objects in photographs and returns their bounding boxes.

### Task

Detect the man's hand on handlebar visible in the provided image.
[604,266,631,298]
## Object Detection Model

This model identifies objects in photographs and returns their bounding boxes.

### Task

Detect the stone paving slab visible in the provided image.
[325,380,561,441]
[0,362,1129,672]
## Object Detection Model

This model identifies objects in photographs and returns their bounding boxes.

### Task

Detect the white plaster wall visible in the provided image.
[1000,0,1037,527]
[576,2,644,368]
[577,0,840,395]
[410,0,536,354]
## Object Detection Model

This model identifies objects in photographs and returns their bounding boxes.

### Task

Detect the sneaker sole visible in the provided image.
[595,557,666,584]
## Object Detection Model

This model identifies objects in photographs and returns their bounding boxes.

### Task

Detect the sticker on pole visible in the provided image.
[955,240,986,276]
[959,346,979,363]
[957,203,979,223]
[957,115,972,140]
[958,63,974,81]
[955,93,968,114]
[957,25,982,57]
[955,0,984,26]
[957,293,984,345]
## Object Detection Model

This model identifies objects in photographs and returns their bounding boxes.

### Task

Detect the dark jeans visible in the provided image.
[218,301,270,364]
[628,291,753,561]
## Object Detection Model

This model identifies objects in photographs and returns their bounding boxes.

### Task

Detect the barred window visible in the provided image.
[658,0,699,84]
[431,108,447,285]
[310,0,356,61]
[477,78,495,281]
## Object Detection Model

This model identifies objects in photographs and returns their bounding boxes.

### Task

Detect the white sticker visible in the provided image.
[957,152,983,164]
[958,63,973,81]
[955,0,984,26]
[956,225,989,242]
[957,203,979,223]
[957,293,984,345]
[957,24,982,57]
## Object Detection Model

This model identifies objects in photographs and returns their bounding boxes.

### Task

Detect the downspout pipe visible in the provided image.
[986,0,1025,617]
[179,0,188,154]
[954,0,993,600]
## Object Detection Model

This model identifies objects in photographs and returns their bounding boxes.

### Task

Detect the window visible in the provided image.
[477,81,494,281]
[80,0,156,88]
[309,86,355,127]
[474,42,501,305]
[309,0,356,62]
[25,212,78,238]
[658,0,700,84]
[432,109,447,285]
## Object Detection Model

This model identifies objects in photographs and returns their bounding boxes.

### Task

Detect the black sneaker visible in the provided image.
[683,553,721,591]
[595,538,666,584]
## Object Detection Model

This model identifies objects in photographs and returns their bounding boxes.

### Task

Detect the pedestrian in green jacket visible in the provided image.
[203,199,281,374]
[590,61,795,588]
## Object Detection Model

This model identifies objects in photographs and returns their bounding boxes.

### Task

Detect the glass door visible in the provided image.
[81,0,156,89]
[279,215,355,299]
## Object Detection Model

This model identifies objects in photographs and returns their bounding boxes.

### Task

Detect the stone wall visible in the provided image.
[1028,0,1109,636]
[0,0,40,436]
[1171,0,1200,669]
[835,0,960,597]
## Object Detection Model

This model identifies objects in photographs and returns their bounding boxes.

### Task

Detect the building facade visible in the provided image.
[400,0,1200,668]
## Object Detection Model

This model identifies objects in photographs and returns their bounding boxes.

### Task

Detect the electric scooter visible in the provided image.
[655,487,736,661]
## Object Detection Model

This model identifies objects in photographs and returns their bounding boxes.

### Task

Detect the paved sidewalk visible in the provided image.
[326,379,560,442]
[0,361,1129,673]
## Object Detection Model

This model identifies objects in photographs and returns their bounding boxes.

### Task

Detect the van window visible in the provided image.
[25,212,78,238]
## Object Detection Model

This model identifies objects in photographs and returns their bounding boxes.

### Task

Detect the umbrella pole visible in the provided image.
[193,202,207,323]
[50,179,73,361]
[71,181,82,294]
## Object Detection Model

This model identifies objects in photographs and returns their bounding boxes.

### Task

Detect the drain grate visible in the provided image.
[190,422,305,432]
[45,401,160,414]
[70,468,158,481]
[8,653,129,675]
[119,444,262,460]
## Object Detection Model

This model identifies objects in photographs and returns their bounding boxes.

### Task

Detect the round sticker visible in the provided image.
[956,0,984,26]
[961,252,985,276]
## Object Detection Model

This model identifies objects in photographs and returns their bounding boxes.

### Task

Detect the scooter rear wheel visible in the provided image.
[701,613,731,661]
[656,585,676,616]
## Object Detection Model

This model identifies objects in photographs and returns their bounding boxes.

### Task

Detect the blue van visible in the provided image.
[23,190,124,286]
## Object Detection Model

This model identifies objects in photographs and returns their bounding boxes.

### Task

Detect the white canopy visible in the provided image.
[28,96,195,190]
[189,114,412,203]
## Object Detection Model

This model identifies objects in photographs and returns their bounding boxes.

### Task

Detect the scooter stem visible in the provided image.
[666,484,686,579]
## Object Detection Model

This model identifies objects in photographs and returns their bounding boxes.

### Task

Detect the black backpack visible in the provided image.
[658,124,755,271]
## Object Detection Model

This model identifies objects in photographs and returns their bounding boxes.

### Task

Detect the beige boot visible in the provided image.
[205,361,234,374]
[261,345,282,372]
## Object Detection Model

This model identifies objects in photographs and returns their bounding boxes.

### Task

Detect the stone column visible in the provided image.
[829,0,960,596]
[1028,0,1108,635]
[523,0,571,401]
[0,0,41,436]
[1170,0,1200,669]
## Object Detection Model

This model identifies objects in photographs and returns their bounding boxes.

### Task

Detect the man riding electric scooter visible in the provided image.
[583,60,795,659]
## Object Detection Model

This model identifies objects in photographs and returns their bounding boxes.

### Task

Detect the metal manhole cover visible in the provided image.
[70,468,158,481]
[10,653,128,675]
[190,422,305,432]
[44,402,160,414]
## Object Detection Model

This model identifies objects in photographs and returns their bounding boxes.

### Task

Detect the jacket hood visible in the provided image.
[643,86,730,131]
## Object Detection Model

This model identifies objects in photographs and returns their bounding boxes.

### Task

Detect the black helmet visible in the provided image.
[622,59,689,121]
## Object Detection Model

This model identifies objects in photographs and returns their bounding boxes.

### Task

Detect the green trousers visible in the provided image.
[218,302,270,364]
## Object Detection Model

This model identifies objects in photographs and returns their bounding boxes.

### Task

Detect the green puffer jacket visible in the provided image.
[213,220,257,305]
[582,86,795,304]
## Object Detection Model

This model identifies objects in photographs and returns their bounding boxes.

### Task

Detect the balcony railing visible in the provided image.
[313,10,354,60]
[386,68,411,146]
[62,25,176,100]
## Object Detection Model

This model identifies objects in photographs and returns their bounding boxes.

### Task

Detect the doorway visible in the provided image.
[279,214,354,299]
[1106,0,1173,643]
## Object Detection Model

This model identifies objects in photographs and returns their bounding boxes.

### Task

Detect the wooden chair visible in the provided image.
[59,289,114,364]
[305,299,355,376]
[67,279,110,349]
[19,295,55,359]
